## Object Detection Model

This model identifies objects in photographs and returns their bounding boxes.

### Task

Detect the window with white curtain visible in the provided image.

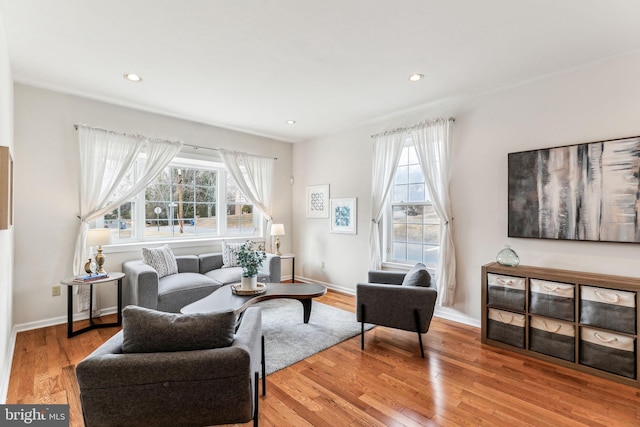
[96,157,262,242]
[385,137,441,268]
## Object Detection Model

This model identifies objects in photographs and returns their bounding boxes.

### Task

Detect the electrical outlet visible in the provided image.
[320,261,325,269]
[52,285,61,297]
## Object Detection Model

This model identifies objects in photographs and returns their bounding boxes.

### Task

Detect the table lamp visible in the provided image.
[270,223,285,255]
[87,228,112,274]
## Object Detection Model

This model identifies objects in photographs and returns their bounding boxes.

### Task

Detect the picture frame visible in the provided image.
[306,184,330,218]
[508,135,640,243]
[0,146,12,230]
[330,198,357,234]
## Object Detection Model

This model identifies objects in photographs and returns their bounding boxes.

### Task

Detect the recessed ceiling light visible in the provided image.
[123,73,142,82]
[409,73,424,82]
[287,120,296,125]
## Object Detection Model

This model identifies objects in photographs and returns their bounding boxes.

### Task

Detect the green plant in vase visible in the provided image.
[237,240,267,289]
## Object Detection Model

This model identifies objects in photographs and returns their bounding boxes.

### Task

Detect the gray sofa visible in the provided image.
[123,252,281,312]
[76,306,263,427]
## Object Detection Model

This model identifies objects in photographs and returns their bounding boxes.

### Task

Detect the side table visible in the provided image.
[60,272,124,338]
[279,254,295,283]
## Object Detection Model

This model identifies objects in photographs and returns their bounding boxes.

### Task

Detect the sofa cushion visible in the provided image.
[142,244,178,278]
[121,305,236,353]
[157,272,222,312]
[221,241,242,268]
[402,263,432,287]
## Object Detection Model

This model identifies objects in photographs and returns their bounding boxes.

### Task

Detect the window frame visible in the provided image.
[382,138,441,271]
[100,156,264,250]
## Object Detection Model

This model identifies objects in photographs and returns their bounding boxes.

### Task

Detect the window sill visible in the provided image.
[381,261,436,274]
[381,261,413,272]
[102,236,265,254]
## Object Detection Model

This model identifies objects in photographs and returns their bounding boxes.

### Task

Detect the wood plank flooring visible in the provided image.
[7,290,640,426]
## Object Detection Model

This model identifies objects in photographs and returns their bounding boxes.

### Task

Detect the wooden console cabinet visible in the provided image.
[482,262,640,388]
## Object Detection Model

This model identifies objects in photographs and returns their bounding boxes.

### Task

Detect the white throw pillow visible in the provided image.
[221,241,242,268]
[142,244,179,278]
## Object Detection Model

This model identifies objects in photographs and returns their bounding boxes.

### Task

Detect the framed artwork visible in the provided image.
[0,146,12,230]
[330,198,357,234]
[307,184,330,218]
[508,135,640,243]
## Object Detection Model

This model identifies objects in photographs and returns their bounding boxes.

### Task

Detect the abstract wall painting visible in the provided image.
[508,136,640,243]
[330,198,357,234]
[306,184,329,218]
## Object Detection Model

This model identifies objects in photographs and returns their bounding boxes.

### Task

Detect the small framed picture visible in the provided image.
[330,198,357,234]
[307,184,330,218]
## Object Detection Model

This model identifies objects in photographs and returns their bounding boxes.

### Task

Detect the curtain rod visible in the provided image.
[74,124,277,160]
[370,116,455,139]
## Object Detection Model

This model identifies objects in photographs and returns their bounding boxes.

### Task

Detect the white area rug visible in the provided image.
[258,298,374,375]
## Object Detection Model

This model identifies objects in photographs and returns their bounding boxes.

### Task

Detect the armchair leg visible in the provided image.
[261,335,266,396]
[360,304,365,350]
[413,309,425,358]
[254,371,259,427]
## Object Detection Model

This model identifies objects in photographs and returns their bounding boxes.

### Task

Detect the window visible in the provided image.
[386,139,441,268]
[98,158,261,242]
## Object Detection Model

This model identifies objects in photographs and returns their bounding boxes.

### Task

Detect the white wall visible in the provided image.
[12,84,293,328]
[293,51,640,323]
[0,9,14,402]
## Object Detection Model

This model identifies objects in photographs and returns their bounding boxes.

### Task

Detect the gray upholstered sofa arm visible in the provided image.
[76,307,262,427]
[263,253,281,283]
[122,260,159,309]
[356,283,438,332]
[122,255,200,310]
[233,307,263,382]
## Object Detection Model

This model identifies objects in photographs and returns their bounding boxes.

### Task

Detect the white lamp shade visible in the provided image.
[86,228,112,247]
[270,224,285,236]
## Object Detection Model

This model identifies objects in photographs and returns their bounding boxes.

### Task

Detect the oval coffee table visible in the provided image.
[181,282,327,323]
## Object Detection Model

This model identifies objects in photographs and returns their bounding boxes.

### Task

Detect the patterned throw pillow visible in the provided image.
[142,244,179,278]
[221,241,242,268]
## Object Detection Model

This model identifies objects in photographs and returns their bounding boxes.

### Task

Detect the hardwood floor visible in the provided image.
[7,290,640,426]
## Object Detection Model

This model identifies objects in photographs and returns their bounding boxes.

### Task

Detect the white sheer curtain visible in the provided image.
[410,118,456,306]
[74,125,183,310]
[218,149,274,247]
[369,131,406,269]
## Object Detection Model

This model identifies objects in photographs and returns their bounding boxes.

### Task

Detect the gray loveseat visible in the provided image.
[123,252,281,312]
[76,306,263,427]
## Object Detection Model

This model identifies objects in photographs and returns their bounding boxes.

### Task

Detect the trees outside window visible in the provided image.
[98,159,260,242]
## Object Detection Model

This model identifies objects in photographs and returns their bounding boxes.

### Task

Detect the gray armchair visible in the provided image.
[356,264,437,358]
[76,307,265,427]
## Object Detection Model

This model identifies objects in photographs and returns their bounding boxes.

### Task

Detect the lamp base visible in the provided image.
[95,246,107,274]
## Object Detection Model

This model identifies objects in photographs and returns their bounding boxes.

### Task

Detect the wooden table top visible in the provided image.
[180,282,327,315]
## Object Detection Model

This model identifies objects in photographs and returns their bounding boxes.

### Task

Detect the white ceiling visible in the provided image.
[2,0,640,143]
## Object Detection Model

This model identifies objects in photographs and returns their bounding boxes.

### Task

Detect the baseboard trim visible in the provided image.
[294,275,355,295]
[12,306,118,334]
[433,307,480,328]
